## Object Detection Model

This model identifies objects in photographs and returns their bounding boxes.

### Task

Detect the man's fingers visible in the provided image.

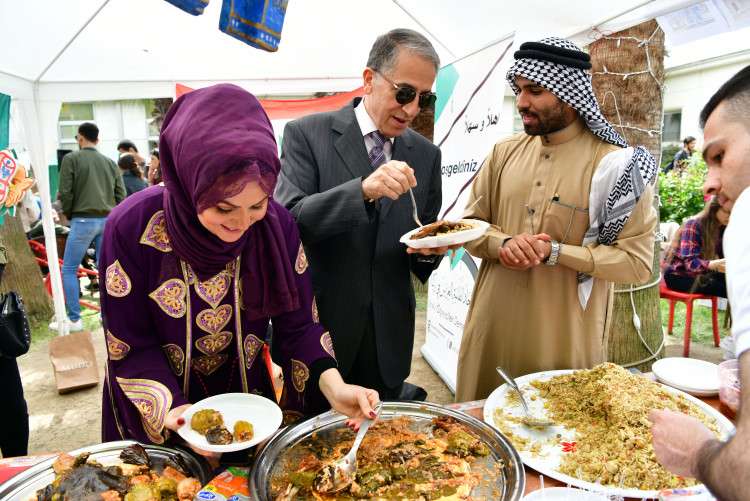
[509,238,539,264]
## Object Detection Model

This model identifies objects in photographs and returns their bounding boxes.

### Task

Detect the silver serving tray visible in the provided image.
[0,440,213,500]
[250,401,525,500]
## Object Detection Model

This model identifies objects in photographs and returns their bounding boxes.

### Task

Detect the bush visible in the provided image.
[659,149,708,223]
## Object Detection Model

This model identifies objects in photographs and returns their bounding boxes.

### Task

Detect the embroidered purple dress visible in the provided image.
[99,84,335,444]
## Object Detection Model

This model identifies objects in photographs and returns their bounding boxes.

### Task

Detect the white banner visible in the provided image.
[422,38,515,393]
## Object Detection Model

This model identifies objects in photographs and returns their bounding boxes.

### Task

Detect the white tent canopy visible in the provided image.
[0,0,710,333]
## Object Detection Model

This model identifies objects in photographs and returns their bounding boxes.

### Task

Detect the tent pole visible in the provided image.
[28,83,69,335]
[34,0,113,83]
[391,0,455,58]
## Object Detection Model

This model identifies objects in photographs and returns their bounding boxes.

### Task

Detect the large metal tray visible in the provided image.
[0,440,213,500]
[250,401,525,500]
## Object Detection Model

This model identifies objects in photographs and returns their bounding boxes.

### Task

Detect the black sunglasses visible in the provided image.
[374,70,437,109]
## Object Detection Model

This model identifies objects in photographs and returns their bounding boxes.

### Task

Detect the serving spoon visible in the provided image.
[313,402,384,493]
[495,366,556,428]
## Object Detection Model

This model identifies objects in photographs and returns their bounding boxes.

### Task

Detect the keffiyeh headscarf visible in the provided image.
[160,83,300,321]
[508,38,657,308]
[507,37,627,148]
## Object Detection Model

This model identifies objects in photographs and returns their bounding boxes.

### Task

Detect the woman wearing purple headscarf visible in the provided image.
[99,84,379,454]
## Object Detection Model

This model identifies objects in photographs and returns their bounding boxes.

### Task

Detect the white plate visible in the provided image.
[652,358,720,396]
[484,370,735,499]
[178,393,282,453]
[522,487,609,501]
[399,219,489,249]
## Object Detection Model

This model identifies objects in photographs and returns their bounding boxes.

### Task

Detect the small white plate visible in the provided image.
[652,358,720,396]
[178,393,282,453]
[399,219,489,249]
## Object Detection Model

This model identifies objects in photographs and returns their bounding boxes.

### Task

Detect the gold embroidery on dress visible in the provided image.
[196,305,232,335]
[194,270,231,309]
[180,262,193,397]
[282,411,305,427]
[238,276,245,310]
[291,359,309,393]
[321,332,336,360]
[191,355,228,376]
[163,344,185,376]
[106,330,130,361]
[196,331,233,356]
[149,279,187,318]
[116,377,173,444]
[105,260,131,298]
[295,242,308,274]
[312,297,319,323]
[185,264,197,285]
[139,210,172,252]
[232,257,248,392]
[243,334,263,370]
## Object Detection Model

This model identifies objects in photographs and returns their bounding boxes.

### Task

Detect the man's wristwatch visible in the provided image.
[545,240,561,266]
[416,254,438,263]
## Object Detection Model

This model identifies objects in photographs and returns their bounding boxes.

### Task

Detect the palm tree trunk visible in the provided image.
[0,215,54,323]
[589,20,665,372]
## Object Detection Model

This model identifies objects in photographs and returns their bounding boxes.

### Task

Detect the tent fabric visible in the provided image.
[0,0,708,334]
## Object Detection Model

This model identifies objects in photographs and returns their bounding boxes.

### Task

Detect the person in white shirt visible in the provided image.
[649,64,750,501]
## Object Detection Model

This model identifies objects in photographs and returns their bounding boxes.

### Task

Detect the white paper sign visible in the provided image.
[422,38,515,392]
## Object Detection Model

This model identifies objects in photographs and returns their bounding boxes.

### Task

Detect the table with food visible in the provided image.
[0,362,737,500]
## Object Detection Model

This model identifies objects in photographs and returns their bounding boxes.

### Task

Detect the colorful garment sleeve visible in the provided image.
[100,208,189,443]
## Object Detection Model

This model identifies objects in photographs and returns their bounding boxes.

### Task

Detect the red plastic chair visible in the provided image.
[659,280,719,357]
[28,240,101,312]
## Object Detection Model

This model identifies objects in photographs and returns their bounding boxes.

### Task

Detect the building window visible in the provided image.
[513,116,524,134]
[662,111,681,143]
[58,103,95,145]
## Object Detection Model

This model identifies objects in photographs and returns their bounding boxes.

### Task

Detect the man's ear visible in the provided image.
[363,67,376,95]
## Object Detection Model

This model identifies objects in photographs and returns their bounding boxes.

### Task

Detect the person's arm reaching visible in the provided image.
[649,352,750,499]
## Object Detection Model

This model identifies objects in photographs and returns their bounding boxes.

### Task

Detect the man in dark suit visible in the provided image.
[276,28,452,399]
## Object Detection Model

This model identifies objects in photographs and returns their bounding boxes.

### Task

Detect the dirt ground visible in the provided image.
[15,310,726,456]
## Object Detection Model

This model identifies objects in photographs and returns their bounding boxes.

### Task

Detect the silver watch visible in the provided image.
[546,240,561,266]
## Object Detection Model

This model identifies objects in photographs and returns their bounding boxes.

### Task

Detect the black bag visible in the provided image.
[0,291,31,357]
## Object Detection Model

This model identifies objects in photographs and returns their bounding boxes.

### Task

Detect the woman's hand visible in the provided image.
[709,258,727,273]
[165,403,215,458]
[318,368,380,429]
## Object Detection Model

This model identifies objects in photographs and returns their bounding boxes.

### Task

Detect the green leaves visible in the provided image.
[659,150,708,223]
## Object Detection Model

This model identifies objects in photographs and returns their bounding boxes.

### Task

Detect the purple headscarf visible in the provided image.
[159,83,299,320]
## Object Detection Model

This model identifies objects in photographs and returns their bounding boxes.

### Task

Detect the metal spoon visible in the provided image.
[313,402,384,493]
[495,366,556,428]
[408,187,423,227]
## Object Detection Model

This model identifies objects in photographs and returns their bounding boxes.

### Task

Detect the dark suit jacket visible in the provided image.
[275,98,442,387]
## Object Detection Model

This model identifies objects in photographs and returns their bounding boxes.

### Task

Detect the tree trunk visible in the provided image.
[589,20,665,372]
[0,215,54,323]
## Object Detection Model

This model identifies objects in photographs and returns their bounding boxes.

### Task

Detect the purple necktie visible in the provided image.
[368,130,386,170]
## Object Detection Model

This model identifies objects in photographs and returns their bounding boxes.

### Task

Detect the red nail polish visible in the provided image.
[369,411,376,418]
[177,418,185,426]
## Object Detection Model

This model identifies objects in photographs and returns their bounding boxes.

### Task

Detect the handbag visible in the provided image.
[0,291,32,357]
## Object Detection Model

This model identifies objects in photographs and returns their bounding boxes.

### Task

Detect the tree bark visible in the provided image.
[0,215,54,323]
[589,20,665,372]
